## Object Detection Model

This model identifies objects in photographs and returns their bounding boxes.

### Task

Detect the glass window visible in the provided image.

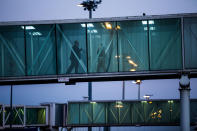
[67,103,80,125]
[25,24,56,75]
[184,17,197,69]
[87,22,118,73]
[92,102,106,124]
[0,26,25,77]
[56,23,87,74]
[118,20,149,72]
[149,19,182,70]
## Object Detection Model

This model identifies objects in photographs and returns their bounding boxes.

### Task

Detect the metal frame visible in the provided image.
[3,105,25,128]
[0,13,197,26]
[1,13,197,85]
[25,105,49,127]
[0,105,48,129]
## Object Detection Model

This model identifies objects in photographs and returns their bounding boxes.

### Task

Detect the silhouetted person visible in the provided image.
[67,40,82,73]
[97,43,105,72]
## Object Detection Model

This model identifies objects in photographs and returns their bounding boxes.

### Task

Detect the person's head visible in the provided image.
[74,40,79,46]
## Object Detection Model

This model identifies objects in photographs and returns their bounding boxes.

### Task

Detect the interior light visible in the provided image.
[116,25,121,30]
[21,26,35,30]
[128,60,138,67]
[149,20,154,24]
[142,21,147,25]
[126,56,131,59]
[87,23,94,28]
[88,29,97,33]
[115,55,120,58]
[130,68,136,72]
[81,24,86,27]
[150,27,156,30]
[143,95,150,99]
[81,23,94,28]
[105,22,112,29]
[32,32,42,36]
[141,101,147,103]
[115,104,123,108]
[92,29,97,33]
[90,102,97,104]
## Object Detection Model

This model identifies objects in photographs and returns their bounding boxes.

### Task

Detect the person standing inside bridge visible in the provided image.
[67,40,82,74]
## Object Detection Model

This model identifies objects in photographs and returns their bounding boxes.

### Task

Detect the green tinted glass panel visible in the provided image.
[190,100,197,123]
[5,107,24,125]
[170,100,180,123]
[87,22,118,73]
[56,23,87,74]
[108,102,119,124]
[144,101,170,124]
[93,102,106,124]
[118,20,149,72]
[131,102,144,124]
[184,17,197,69]
[26,24,56,75]
[26,108,46,125]
[149,19,182,70]
[80,103,92,124]
[119,102,131,124]
[0,26,25,77]
[67,103,80,124]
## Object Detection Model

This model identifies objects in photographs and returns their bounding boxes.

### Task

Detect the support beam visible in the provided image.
[88,82,92,131]
[10,85,13,128]
[179,74,190,131]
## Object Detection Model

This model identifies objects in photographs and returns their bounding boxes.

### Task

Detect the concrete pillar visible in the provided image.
[179,74,190,131]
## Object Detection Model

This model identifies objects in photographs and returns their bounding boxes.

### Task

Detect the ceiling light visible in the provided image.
[105,22,112,29]
[21,26,35,30]
[32,32,42,36]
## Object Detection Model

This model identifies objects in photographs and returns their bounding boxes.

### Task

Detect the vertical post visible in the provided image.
[10,85,13,128]
[88,82,92,101]
[179,74,190,131]
[88,82,92,131]
[138,83,140,100]
[89,9,92,19]
[88,8,92,131]
[122,81,125,100]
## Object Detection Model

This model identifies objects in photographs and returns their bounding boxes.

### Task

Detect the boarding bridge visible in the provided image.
[0,13,197,84]
[67,99,197,127]
[0,99,197,129]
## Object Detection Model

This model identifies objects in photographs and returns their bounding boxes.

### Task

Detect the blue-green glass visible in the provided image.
[144,101,170,124]
[170,100,180,123]
[184,17,197,69]
[26,108,46,125]
[119,102,131,124]
[26,24,56,76]
[149,19,182,70]
[56,23,87,74]
[5,107,24,125]
[92,102,106,124]
[79,103,92,124]
[0,26,25,77]
[117,20,149,72]
[190,100,197,123]
[108,102,119,124]
[67,103,80,124]
[87,22,118,73]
